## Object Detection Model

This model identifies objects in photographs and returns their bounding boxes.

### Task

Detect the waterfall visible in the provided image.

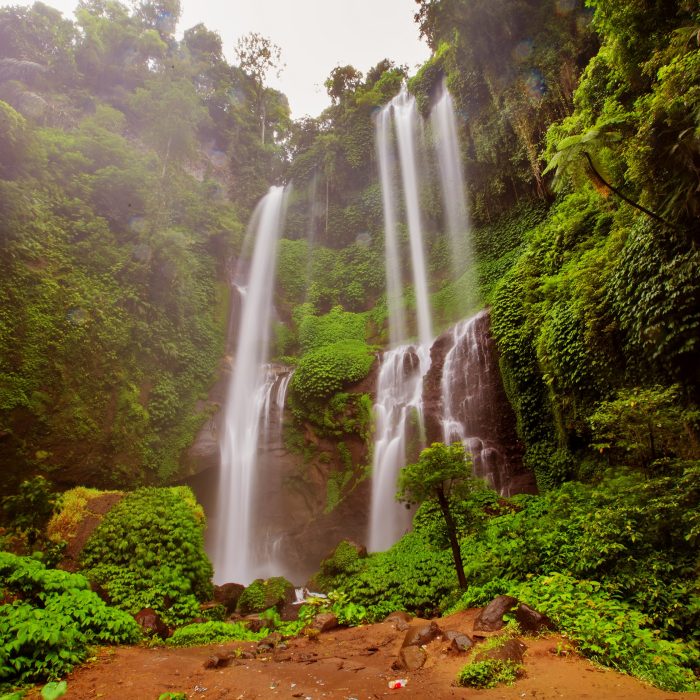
[376,107,407,347]
[369,86,435,552]
[431,78,474,302]
[213,185,288,585]
[390,86,433,346]
[439,310,522,495]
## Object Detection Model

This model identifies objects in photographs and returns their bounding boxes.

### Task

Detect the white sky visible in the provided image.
[4,0,431,118]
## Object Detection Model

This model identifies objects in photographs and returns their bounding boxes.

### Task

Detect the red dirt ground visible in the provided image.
[35,610,700,700]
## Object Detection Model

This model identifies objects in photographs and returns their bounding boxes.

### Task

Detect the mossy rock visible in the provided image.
[320,540,366,577]
[237,576,295,615]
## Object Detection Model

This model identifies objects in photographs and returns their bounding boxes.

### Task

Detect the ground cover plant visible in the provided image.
[0,552,140,687]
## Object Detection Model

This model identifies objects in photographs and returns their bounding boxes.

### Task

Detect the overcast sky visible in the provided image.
[4,0,431,118]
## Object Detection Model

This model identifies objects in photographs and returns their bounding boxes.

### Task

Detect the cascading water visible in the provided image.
[390,86,433,347]
[369,86,435,552]
[368,344,430,552]
[431,78,474,302]
[213,185,288,585]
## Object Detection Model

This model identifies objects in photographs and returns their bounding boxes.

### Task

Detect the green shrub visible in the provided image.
[291,340,374,402]
[456,660,522,689]
[0,552,140,685]
[512,574,700,692]
[298,306,367,353]
[328,531,458,621]
[1,477,58,546]
[80,487,213,626]
[166,621,264,647]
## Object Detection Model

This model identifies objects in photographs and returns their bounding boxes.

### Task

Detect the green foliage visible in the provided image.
[588,385,699,468]
[512,574,699,692]
[456,659,522,689]
[319,541,364,581]
[237,577,293,616]
[1,477,57,545]
[0,552,140,686]
[397,442,476,505]
[40,681,67,700]
[291,341,373,402]
[298,306,367,353]
[320,530,458,621]
[80,487,212,627]
[166,621,265,647]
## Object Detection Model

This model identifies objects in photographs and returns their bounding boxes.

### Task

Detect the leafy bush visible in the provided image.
[512,574,700,692]
[456,660,522,689]
[327,531,458,621]
[1,477,57,546]
[588,385,699,468]
[298,306,367,353]
[166,621,264,647]
[0,552,140,685]
[80,487,213,626]
[291,340,374,402]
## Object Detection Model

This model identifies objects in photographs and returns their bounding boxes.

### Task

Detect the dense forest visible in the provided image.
[1,0,699,695]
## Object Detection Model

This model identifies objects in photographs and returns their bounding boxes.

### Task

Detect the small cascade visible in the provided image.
[213,185,288,585]
[439,310,526,495]
[368,344,430,552]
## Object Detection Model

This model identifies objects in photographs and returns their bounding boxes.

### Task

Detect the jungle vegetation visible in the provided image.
[0,0,699,692]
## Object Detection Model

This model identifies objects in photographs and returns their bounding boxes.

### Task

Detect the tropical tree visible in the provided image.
[397,442,478,589]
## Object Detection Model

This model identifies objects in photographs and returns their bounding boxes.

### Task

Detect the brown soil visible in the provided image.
[43,610,700,700]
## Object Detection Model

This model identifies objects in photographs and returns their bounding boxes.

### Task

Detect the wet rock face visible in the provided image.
[422,311,536,497]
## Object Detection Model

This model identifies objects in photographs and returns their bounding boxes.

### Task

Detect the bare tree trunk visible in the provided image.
[436,488,467,589]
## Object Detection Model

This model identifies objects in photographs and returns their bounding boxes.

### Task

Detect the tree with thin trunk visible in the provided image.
[397,442,475,589]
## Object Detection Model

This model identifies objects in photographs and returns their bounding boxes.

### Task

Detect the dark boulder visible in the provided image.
[214,583,245,614]
[396,645,427,671]
[310,612,339,633]
[203,653,233,669]
[402,620,442,648]
[514,603,555,633]
[444,630,474,653]
[473,595,518,633]
[474,637,527,665]
[134,608,169,639]
[384,611,412,631]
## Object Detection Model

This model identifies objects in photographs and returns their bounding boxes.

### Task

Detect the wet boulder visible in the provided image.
[310,612,339,633]
[474,637,528,665]
[396,645,427,671]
